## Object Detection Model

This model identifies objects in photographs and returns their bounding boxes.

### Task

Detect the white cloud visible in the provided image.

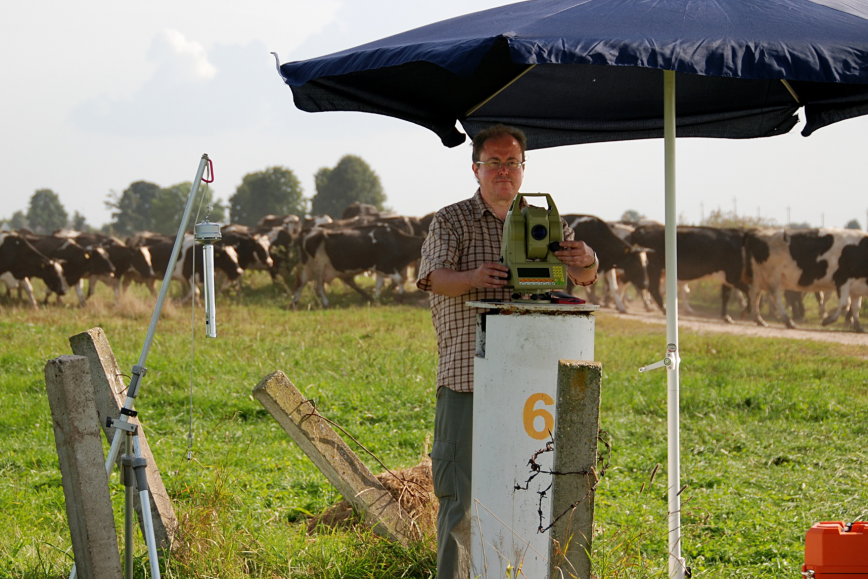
[150,29,218,82]
[70,34,289,137]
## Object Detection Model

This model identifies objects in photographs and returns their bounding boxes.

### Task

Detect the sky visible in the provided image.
[2,0,867,231]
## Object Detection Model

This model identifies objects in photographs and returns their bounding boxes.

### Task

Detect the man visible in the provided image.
[416,124,598,578]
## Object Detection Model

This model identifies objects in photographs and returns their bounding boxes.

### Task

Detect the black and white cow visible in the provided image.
[562,215,649,312]
[745,227,868,331]
[629,224,751,323]
[292,224,425,307]
[0,232,67,307]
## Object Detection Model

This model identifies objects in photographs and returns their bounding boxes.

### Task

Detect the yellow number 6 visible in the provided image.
[523,393,554,440]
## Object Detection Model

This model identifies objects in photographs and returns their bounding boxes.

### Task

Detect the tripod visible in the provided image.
[69,154,214,579]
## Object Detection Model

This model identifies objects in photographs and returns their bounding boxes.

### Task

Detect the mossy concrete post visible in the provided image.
[69,327,178,554]
[253,370,411,544]
[45,355,123,579]
[549,360,602,579]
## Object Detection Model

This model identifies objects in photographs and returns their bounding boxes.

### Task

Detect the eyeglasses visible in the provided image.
[474,160,525,171]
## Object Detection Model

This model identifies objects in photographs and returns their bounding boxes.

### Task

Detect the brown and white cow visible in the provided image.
[19,231,115,305]
[0,232,67,307]
[127,232,244,299]
[54,231,154,300]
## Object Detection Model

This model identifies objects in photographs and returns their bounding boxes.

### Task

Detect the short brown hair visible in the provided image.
[471,124,527,162]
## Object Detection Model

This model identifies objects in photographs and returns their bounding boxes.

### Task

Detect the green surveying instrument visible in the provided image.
[499,193,570,301]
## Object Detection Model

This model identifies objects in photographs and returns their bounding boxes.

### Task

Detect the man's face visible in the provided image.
[472,134,525,207]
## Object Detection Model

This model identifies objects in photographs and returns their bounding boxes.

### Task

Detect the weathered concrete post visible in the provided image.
[69,327,178,554]
[549,360,602,579]
[253,370,412,544]
[45,355,123,579]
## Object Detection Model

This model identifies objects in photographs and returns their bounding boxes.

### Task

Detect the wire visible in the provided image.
[187,196,208,461]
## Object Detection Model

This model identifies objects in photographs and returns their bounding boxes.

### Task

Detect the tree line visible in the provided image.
[1,155,386,236]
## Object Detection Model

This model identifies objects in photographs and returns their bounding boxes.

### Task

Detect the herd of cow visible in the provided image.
[1,201,866,332]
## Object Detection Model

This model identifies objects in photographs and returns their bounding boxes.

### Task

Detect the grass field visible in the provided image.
[1,277,866,578]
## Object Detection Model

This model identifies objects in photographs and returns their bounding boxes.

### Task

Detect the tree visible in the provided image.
[10,210,28,230]
[311,155,386,217]
[151,182,225,235]
[71,211,89,232]
[700,208,778,229]
[620,209,645,223]
[845,219,862,230]
[229,166,306,226]
[26,189,68,234]
[106,180,161,235]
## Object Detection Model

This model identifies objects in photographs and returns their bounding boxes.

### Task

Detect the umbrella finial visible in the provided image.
[270,52,288,81]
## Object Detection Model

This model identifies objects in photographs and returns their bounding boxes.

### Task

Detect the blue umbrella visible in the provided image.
[277,0,868,149]
[274,1,868,576]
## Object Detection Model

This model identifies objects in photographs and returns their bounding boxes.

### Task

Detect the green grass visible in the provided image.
[1,276,866,578]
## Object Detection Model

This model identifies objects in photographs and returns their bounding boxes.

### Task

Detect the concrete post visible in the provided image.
[69,327,177,554]
[252,371,411,544]
[549,360,602,579]
[45,355,123,579]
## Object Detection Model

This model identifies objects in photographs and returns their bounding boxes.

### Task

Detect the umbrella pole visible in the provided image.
[663,70,684,579]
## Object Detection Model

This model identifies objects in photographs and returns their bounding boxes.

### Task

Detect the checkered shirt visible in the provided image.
[417,190,575,393]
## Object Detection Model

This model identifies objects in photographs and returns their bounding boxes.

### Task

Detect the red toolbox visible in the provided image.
[803,522,868,578]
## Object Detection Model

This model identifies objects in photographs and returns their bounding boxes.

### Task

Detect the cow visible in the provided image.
[220,224,273,271]
[0,233,68,306]
[292,224,426,307]
[127,232,244,299]
[745,227,868,332]
[52,231,154,300]
[0,273,38,307]
[561,215,650,313]
[342,202,380,219]
[606,221,654,311]
[312,213,423,288]
[629,224,751,323]
[255,214,303,237]
[19,231,115,305]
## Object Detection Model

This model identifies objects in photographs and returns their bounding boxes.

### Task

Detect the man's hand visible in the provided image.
[469,262,509,289]
[428,262,509,297]
[553,240,596,268]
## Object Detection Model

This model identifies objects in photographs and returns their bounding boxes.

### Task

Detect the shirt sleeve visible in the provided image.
[416,207,460,292]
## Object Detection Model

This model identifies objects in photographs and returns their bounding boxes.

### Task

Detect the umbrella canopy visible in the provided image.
[277,0,868,149]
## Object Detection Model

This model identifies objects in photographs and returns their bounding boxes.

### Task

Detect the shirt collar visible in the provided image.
[471,189,527,222]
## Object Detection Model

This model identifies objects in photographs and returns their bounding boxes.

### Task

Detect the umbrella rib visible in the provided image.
[465,64,537,118]
[780,79,800,104]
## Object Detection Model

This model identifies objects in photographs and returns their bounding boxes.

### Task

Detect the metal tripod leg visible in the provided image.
[69,424,162,579]
[132,434,161,579]
[122,434,135,579]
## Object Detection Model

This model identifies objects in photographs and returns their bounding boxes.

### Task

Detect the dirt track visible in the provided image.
[600,309,868,347]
